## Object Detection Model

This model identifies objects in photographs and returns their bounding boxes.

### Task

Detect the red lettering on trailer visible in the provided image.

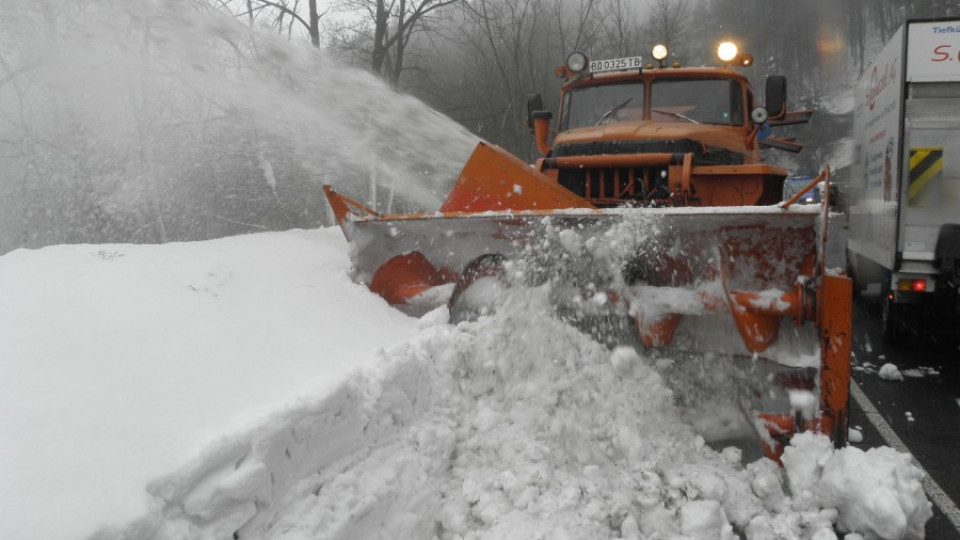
[867,59,898,111]
[931,45,952,62]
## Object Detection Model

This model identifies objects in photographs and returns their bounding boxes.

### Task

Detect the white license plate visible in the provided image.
[589,56,643,73]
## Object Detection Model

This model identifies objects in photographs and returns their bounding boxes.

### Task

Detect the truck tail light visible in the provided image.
[898,278,927,292]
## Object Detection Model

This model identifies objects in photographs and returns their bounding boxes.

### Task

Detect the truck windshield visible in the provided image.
[650,79,744,126]
[561,81,644,130]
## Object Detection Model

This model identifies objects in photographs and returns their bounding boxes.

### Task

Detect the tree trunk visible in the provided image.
[372,0,389,74]
[308,0,320,47]
[390,0,407,86]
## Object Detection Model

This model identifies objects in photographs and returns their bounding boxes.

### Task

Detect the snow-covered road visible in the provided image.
[0,229,933,539]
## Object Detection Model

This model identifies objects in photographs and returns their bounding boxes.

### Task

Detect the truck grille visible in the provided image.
[558,166,666,204]
[553,139,744,166]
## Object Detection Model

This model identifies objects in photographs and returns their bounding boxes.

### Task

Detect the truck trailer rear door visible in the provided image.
[900,94,960,272]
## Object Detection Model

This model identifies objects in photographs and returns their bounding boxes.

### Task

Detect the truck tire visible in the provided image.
[448,253,508,323]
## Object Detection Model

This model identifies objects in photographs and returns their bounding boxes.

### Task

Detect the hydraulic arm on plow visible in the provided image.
[325,43,852,460]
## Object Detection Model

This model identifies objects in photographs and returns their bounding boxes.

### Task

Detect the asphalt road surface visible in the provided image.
[849,296,960,539]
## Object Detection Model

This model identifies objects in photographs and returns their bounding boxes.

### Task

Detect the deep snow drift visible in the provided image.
[0,229,418,539]
[1,229,932,540]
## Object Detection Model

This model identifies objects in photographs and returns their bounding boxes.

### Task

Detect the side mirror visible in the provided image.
[765,76,787,120]
[526,93,553,157]
[527,94,544,132]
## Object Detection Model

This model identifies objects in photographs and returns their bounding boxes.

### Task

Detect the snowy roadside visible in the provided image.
[1,229,933,540]
[0,229,418,540]
[124,290,933,540]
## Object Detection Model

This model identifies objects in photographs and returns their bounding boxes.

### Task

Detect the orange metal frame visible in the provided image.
[323,185,379,227]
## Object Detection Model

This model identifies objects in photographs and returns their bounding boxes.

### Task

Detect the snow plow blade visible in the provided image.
[324,144,851,461]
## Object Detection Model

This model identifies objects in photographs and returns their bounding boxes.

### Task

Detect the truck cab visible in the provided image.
[557,69,752,155]
[527,47,810,208]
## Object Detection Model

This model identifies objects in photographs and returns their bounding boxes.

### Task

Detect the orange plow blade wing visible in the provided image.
[439,142,594,213]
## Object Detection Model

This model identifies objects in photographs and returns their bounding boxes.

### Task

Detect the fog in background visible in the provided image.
[0,0,477,254]
[1,0,956,254]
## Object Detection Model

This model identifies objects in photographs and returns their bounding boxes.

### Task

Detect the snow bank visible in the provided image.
[0,229,418,540]
[2,229,933,540]
[115,289,931,540]
[119,290,741,539]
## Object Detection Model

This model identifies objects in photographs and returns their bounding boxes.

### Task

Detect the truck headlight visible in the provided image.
[717,41,738,63]
[566,52,588,73]
[652,44,668,61]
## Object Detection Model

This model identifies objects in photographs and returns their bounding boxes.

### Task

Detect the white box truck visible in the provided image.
[848,18,960,342]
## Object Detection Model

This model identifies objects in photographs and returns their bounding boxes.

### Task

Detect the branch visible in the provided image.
[383,0,460,49]
[254,0,312,33]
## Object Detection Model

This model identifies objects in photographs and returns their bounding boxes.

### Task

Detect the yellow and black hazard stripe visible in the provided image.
[908,147,943,203]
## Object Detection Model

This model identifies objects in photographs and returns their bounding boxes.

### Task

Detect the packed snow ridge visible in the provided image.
[126,295,930,540]
[1,230,932,540]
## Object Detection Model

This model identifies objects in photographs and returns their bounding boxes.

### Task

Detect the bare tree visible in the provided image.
[645,0,689,62]
[332,0,461,85]
[256,0,327,46]
[217,0,327,46]
[550,0,603,55]
[386,0,642,157]
[596,0,643,58]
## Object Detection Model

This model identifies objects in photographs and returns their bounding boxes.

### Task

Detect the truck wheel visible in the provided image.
[448,253,508,323]
[881,295,907,345]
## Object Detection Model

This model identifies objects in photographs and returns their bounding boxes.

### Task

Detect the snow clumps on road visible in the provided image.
[879,363,905,381]
[129,289,932,540]
[782,434,931,540]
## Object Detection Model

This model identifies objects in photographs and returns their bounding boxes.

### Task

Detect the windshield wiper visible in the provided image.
[651,108,700,124]
[595,97,634,126]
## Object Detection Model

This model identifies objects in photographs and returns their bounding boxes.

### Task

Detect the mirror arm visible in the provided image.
[526,94,545,132]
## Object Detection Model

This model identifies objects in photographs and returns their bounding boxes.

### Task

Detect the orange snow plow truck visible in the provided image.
[325,44,852,460]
